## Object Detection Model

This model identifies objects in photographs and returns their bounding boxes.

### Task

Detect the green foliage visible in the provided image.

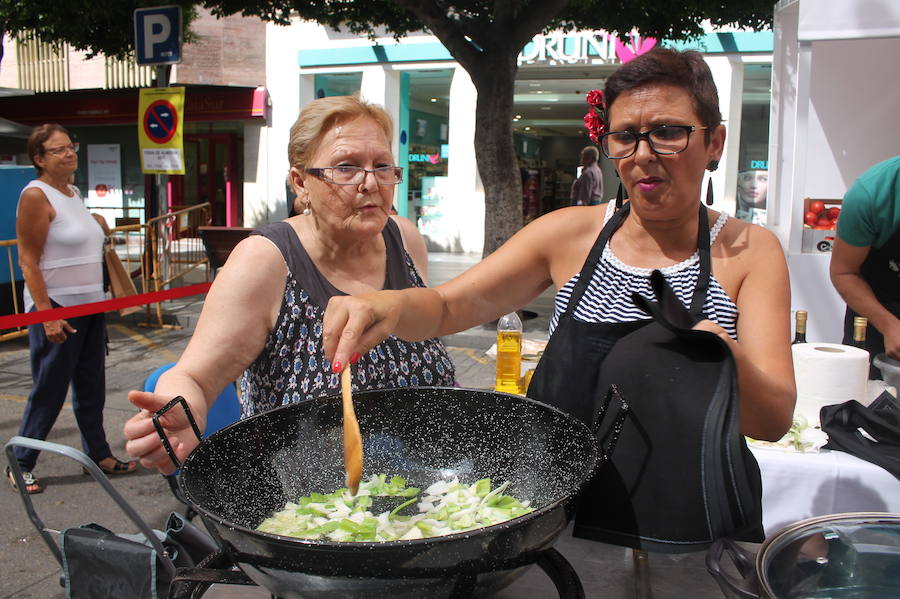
[0,1,198,60]
[203,0,772,43]
[553,0,773,40]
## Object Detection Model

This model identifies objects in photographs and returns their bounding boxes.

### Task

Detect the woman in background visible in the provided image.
[10,124,136,494]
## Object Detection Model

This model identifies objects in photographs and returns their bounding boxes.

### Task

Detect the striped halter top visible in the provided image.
[549,203,739,340]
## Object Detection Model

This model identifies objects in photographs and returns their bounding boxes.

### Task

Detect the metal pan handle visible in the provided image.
[152,395,203,470]
[591,384,630,465]
[705,538,761,599]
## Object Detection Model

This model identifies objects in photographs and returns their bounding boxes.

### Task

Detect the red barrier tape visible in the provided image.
[0,282,212,329]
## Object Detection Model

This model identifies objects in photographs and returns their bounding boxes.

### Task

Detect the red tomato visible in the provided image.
[814,225,833,230]
[816,217,833,228]
[810,200,826,215]
[827,207,841,220]
[805,211,818,226]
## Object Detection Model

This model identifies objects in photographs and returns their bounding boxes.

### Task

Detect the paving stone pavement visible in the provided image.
[0,253,727,598]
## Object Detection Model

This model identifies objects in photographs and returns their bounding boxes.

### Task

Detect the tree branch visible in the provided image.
[507,0,571,52]
[390,0,485,72]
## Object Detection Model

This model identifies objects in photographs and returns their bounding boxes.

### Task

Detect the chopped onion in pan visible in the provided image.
[257,474,534,542]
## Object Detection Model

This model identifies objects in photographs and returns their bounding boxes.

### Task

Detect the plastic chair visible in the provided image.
[143,363,241,438]
[144,363,241,516]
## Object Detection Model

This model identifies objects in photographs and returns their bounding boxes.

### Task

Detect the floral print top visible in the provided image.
[239,219,456,418]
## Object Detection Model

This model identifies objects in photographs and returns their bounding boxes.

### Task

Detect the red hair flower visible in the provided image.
[584,90,607,144]
[586,90,605,108]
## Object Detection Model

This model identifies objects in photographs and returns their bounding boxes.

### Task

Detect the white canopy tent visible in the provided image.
[768,0,900,343]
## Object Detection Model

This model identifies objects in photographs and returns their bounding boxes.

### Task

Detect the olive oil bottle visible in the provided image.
[495,312,523,393]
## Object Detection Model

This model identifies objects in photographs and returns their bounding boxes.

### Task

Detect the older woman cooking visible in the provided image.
[324,48,795,443]
[124,96,456,474]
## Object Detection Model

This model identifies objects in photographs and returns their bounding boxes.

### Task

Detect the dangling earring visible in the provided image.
[705,160,718,206]
[303,203,311,216]
[615,182,625,209]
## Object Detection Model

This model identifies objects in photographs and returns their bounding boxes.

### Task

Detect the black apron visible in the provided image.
[527,202,763,552]
[527,201,711,426]
[842,226,900,379]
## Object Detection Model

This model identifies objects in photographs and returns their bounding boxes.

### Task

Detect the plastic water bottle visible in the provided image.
[495,311,523,393]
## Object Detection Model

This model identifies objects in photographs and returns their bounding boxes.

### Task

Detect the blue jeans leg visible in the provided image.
[14,311,110,470]
[70,313,111,463]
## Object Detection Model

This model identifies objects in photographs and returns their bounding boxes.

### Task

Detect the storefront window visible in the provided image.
[735,63,772,225]
[314,73,362,98]
[405,70,451,234]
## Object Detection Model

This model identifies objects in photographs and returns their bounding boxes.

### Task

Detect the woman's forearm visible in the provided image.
[152,367,216,432]
[20,263,54,312]
[725,335,795,440]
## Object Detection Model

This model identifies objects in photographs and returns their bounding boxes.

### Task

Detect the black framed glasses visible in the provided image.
[45,142,80,157]
[599,125,708,159]
[305,165,403,185]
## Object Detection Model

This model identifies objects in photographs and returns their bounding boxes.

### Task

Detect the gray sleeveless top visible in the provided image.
[239,219,456,418]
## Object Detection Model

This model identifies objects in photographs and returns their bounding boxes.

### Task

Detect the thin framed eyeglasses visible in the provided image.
[305,165,403,185]
[45,143,80,157]
[599,125,708,159]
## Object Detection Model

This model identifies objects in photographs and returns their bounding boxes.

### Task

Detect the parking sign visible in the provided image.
[134,6,182,66]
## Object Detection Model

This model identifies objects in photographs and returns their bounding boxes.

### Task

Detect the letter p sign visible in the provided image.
[134,6,182,66]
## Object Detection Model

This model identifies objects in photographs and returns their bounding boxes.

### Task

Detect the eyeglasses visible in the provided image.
[599,125,708,159]
[305,165,403,186]
[45,143,80,157]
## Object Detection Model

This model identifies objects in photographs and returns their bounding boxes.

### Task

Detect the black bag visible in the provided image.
[575,270,764,553]
[821,392,900,480]
[60,512,217,599]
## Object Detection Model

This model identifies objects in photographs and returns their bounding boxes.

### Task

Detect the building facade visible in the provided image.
[260,20,775,253]
[0,7,269,228]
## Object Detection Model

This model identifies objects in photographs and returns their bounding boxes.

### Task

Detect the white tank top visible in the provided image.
[18,180,106,312]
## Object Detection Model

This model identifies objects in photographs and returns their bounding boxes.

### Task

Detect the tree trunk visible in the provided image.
[470,52,522,257]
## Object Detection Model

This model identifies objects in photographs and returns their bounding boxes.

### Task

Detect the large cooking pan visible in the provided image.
[158,387,620,599]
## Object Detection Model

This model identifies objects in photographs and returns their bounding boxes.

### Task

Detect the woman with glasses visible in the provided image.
[124,96,456,475]
[10,124,136,494]
[323,48,795,442]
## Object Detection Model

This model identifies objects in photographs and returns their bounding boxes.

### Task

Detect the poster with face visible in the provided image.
[736,169,768,224]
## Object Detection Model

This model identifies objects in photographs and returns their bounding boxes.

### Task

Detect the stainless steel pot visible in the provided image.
[707,512,900,598]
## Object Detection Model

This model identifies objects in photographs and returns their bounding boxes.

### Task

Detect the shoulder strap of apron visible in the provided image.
[690,203,712,318]
[563,202,632,317]
[564,202,713,319]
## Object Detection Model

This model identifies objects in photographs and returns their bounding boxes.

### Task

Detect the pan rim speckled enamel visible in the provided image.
[175,386,600,586]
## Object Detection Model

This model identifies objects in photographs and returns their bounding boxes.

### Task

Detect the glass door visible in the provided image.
[171,133,240,226]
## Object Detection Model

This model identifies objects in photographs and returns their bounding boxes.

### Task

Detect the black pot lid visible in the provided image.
[758,512,900,598]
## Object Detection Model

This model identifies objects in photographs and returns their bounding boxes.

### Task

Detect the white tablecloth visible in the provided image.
[752,446,900,536]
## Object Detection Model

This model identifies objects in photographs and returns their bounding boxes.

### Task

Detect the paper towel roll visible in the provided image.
[792,343,869,426]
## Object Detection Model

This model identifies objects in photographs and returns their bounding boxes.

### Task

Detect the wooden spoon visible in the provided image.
[340,366,363,495]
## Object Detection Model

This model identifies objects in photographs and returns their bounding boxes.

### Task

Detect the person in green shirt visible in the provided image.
[830,155,900,378]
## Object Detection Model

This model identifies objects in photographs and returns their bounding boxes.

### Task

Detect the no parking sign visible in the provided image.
[137,87,185,174]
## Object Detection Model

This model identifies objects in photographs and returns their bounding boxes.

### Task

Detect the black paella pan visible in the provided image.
[155,387,623,598]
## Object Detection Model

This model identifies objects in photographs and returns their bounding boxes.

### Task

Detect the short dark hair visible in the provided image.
[603,48,722,131]
[26,123,71,176]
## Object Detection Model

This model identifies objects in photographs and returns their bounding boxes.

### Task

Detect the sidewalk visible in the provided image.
[0,253,722,599]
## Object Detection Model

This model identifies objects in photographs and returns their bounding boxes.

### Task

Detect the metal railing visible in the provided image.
[142,203,212,327]
[104,55,156,89]
[0,202,213,339]
[15,32,69,93]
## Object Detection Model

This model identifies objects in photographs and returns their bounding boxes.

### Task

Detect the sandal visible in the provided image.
[6,466,44,494]
[83,457,138,476]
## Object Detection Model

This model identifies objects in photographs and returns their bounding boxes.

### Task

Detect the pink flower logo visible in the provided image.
[614,33,657,63]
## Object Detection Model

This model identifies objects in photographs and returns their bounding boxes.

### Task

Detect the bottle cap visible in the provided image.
[796,310,807,322]
[853,316,867,327]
